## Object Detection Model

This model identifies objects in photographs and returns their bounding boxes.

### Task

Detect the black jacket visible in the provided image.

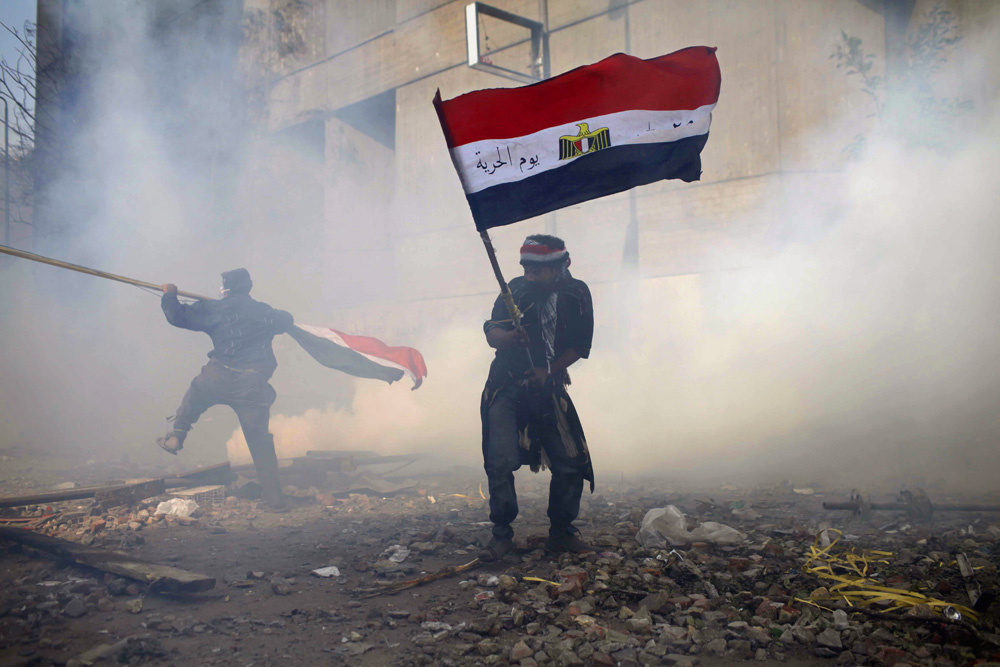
[483,275,594,386]
[162,292,294,377]
[481,275,596,491]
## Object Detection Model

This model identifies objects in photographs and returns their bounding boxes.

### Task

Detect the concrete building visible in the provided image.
[241,0,999,342]
[29,0,999,340]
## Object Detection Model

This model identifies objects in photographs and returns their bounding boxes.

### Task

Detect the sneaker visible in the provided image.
[156,432,183,455]
[545,533,592,554]
[478,538,515,562]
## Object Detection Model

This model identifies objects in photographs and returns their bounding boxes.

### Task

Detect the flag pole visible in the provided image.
[0,244,214,301]
[479,230,535,368]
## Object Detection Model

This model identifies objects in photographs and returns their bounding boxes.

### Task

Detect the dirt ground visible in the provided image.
[1,451,999,667]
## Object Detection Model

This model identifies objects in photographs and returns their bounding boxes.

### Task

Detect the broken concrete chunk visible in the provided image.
[510,640,533,661]
[270,577,291,595]
[311,566,341,578]
[816,628,843,650]
[63,596,87,618]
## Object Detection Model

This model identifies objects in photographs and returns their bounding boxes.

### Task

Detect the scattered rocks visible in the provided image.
[793,627,816,645]
[705,638,728,656]
[63,596,87,618]
[3,474,998,667]
[270,577,292,595]
[497,575,518,592]
[510,640,533,661]
[816,628,843,651]
[106,577,129,596]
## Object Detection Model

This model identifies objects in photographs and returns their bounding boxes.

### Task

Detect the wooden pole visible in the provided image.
[0,244,214,301]
[479,230,534,368]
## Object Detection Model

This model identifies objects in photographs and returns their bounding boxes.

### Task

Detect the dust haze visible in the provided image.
[1,1,998,496]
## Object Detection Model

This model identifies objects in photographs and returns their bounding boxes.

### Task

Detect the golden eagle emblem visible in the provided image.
[559,122,611,160]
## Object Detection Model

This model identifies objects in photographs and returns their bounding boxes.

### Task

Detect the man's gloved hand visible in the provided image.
[162,283,178,294]
[525,367,550,387]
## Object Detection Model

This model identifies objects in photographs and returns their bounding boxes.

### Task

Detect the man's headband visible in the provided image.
[520,240,568,265]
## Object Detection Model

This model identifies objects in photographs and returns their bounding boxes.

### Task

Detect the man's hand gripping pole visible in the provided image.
[480,231,533,367]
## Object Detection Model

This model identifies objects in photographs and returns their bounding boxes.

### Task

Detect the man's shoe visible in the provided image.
[257,473,286,512]
[156,432,183,455]
[262,498,288,513]
[478,538,515,562]
[545,533,592,554]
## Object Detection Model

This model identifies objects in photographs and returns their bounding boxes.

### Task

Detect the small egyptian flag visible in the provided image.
[433,47,721,231]
[289,325,428,389]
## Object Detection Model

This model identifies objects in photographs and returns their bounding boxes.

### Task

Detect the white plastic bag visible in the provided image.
[637,505,746,548]
[380,544,410,563]
[155,498,199,518]
[637,506,690,548]
[689,521,746,545]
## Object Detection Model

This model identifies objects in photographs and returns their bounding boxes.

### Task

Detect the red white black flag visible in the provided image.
[289,325,427,389]
[434,47,721,231]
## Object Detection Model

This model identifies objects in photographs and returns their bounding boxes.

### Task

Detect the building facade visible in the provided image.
[239,0,998,340]
[30,0,999,341]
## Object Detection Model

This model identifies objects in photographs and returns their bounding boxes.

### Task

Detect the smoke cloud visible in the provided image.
[1,2,998,497]
[238,119,1000,494]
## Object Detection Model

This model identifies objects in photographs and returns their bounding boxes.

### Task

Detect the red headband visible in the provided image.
[520,243,568,264]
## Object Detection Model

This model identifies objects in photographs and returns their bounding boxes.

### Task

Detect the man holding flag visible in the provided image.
[0,249,427,512]
[153,267,427,511]
[480,235,595,559]
[158,268,292,509]
[433,46,720,558]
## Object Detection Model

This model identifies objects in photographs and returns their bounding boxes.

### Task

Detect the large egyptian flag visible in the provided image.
[289,325,427,389]
[433,46,721,231]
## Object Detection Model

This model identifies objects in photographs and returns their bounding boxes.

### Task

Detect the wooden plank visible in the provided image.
[231,459,296,475]
[167,461,232,487]
[0,462,231,508]
[0,483,135,509]
[0,527,216,593]
[94,479,166,509]
[170,485,225,497]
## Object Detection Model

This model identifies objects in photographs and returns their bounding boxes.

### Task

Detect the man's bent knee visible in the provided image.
[485,454,521,478]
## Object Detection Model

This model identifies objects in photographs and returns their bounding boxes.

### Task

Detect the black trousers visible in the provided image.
[483,383,585,540]
[172,360,281,503]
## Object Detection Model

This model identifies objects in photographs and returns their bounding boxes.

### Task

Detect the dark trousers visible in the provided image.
[483,383,585,540]
[172,360,282,504]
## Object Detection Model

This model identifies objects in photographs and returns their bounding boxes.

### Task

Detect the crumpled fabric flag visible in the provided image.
[289,324,427,389]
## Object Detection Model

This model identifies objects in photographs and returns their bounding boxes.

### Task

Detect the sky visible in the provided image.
[0,0,35,149]
[0,0,35,64]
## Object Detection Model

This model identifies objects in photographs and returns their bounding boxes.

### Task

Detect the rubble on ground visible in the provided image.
[1,466,998,665]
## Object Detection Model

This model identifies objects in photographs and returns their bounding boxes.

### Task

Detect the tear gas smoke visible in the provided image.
[232,120,1000,496]
[1,2,998,496]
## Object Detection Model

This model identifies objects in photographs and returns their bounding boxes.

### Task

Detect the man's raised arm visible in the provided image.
[161,283,204,331]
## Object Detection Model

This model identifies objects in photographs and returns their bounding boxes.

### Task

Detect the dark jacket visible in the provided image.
[162,293,294,377]
[483,275,594,386]
[481,275,595,491]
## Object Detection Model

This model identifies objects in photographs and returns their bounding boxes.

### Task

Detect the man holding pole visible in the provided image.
[0,246,426,507]
[433,46,720,559]
[479,235,595,560]
[158,268,293,510]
